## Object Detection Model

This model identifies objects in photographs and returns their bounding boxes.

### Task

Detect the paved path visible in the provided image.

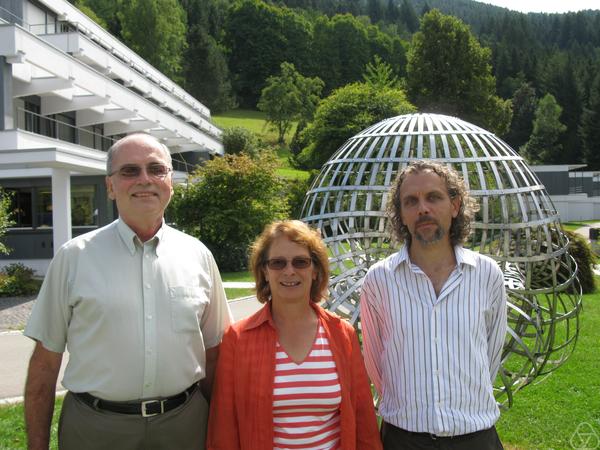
[0,293,261,402]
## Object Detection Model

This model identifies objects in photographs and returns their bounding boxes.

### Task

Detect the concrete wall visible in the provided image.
[550,194,600,222]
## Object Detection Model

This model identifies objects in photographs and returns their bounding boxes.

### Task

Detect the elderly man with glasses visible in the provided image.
[24,133,232,450]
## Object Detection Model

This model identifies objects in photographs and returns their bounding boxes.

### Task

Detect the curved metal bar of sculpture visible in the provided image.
[301,113,582,406]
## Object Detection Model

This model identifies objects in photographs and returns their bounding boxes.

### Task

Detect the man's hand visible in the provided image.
[24,341,63,450]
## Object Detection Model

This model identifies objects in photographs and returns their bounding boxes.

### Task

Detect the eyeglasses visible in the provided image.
[109,164,172,179]
[265,257,313,270]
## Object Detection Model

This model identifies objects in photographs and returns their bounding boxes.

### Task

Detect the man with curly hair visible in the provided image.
[360,160,507,450]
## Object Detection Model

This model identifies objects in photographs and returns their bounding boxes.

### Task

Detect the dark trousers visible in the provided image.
[382,422,504,450]
[58,388,209,450]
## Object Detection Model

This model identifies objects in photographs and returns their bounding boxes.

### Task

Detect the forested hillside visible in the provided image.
[71,0,600,169]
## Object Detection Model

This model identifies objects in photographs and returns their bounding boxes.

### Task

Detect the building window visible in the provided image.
[56,113,77,144]
[24,102,41,133]
[72,185,97,226]
[6,185,97,229]
[36,187,53,227]
[6,189,33,227]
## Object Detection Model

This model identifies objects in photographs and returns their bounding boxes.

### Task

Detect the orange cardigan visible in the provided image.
[207,302,382,450]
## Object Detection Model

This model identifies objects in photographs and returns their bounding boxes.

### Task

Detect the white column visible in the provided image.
[51,168,72,254]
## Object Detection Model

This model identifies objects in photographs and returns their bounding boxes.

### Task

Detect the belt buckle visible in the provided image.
[141,399,164,417]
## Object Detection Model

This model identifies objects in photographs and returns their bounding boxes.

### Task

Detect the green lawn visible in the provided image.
[3,287,597,449]
[221,271,254,300]
[562,220,600,232]
[495,283,600,449]
[225,288,255,299]
[0,397,62,449]
[212,109,308,180]
[212,109,298,146]
[221,271,252,282]
[212,109,272,138]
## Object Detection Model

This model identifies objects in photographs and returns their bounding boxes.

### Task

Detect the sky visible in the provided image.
[473,0,600,14]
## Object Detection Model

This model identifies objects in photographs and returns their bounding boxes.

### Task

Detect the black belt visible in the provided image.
[74,383,198,417]
[383,421,487,441]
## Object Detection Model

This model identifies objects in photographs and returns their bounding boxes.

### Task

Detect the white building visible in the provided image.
[532,165,600,222]
[0,0,223,275]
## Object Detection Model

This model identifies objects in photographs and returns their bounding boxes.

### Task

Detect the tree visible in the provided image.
[504,82,537,149]
[580,72,600,169]
[296,82,416,169]
[225,0,312,107]
[363,55,399,88]
[71,0,109,29]
[406,9,512,135]
[258,63,324,144]
[538,53,584,163]
[367,0,384,23]
[312,14,371,92]
[169,152,288,271]
[0,189,13,255]
[118,0,187,81]
[399,0,419,33]
[181,0,235,112]
[386,0,399,23]
[80,0,121,34]
[521,94,566,164]
[183,27,236,112]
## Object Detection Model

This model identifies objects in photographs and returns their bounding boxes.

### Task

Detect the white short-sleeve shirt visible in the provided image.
[25,219,232,401]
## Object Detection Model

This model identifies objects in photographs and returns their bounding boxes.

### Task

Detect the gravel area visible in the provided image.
[0,296,36,332]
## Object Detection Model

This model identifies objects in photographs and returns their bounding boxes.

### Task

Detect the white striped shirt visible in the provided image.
[273,323,341,449]
[360,245,507,436]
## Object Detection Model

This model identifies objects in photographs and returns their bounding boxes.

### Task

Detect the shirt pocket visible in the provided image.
[168,286,208,333]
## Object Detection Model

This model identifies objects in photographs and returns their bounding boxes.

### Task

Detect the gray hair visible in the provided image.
[106,132,172,174]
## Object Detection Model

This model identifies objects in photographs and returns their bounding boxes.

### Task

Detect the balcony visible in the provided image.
[0,23,223,156]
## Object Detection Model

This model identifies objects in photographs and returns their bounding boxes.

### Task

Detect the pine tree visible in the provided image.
[399,0,419,33]
[505,82,537,149]
[522,94,566,164]
[580,72,600,169]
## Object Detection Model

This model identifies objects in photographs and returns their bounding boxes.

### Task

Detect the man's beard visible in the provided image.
[414,216,445,245]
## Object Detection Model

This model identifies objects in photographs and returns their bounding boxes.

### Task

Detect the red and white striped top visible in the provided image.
[272,322,342,450]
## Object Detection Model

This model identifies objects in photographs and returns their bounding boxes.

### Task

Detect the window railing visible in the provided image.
[15,108,115,152]
[29,21,74,35]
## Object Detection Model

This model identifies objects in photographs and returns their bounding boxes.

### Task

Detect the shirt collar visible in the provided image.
[392,244,477,269]
[242,301,332,332]
[116,218,166,256]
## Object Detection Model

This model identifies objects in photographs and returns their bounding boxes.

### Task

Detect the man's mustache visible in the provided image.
[416,215,438,226]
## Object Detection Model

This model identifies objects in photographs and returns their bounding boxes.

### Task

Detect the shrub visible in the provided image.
[283,171,318,219]
[565,230,596,294]
[0,263,39,297]
[221,126,258,157]
[168,151,288,271]
[0,188,13,255]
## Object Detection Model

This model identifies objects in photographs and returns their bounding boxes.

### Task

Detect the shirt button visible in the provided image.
[145,283,151,289]
[145,254,150,259]
[147,315,153,320]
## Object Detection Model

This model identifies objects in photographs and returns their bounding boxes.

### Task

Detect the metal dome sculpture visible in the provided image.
[301,113,582,405]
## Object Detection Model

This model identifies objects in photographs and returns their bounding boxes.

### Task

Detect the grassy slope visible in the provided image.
[212,109,309,180]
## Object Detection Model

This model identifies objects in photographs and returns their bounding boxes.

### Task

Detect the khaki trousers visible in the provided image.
[58,388,208,450]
